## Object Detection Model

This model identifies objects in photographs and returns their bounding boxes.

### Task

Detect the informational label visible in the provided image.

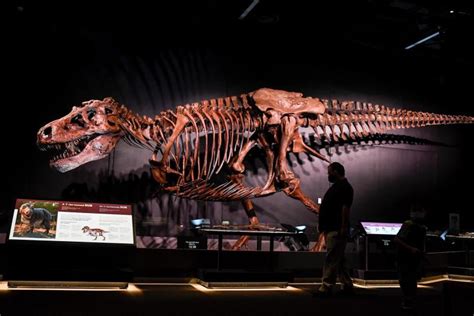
[360,222,403,235]
[9,198,134,245]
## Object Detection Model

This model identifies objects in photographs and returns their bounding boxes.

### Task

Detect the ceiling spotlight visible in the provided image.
[404,31,440,50]
[239,0,260,20]
[450,10,454,14]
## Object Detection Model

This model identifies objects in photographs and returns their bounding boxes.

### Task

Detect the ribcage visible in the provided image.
[154,96,262,200]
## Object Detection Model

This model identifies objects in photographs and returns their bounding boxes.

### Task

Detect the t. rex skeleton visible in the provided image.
[37,88,473,249]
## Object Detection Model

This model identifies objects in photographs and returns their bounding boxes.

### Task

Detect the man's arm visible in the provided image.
[340,184,354,237]
[340,205,350,236]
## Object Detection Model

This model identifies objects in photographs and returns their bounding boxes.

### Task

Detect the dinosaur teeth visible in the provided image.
[46,133,101,162]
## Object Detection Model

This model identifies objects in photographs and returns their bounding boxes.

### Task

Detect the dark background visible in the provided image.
[2,0,474,242]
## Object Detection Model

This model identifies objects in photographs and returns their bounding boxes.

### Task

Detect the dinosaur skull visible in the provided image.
[37,98,123,172]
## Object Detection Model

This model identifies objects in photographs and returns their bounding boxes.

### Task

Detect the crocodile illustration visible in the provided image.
[37,88,473,248]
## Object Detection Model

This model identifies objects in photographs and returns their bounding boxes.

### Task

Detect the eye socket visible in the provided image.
[87,109,96,120]
[105,108,113,115]
[71,114,85,127]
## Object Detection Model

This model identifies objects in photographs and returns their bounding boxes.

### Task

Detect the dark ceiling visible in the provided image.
[5,0,473,106]
[7,0,473,61]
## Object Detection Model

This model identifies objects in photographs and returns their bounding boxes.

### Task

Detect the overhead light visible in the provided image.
[404,31,440,50]
[450,10,454,14]
[239,0,260,20]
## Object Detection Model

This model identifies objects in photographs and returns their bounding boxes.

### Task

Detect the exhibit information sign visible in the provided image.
[9,198,134,245]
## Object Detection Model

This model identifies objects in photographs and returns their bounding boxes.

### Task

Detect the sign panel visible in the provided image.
[9,198,134,245]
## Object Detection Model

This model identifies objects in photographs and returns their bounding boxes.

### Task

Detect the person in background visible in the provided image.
[314,162,354,297]
[393,204,427,311]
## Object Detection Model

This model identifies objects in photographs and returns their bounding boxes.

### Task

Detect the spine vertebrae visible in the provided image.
[309,99,473,142]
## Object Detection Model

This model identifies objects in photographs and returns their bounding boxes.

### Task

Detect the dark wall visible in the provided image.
[3,2,473,238]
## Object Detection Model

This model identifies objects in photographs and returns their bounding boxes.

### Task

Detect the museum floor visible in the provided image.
[0,279,472,316]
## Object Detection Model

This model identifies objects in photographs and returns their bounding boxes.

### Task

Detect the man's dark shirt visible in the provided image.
[318,178,354,233]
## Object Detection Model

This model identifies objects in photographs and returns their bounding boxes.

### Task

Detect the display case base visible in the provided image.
[197,268,292,288]
[7,280,128,289]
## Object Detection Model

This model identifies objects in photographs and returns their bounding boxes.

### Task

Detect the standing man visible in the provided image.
[315,162,354,296]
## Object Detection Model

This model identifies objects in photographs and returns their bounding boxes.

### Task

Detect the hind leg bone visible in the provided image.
[277,116,319,213]
[228,139,262,250]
